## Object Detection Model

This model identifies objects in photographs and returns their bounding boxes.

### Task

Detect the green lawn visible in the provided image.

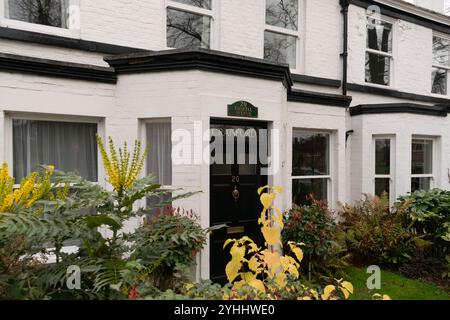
[346,267,450,300]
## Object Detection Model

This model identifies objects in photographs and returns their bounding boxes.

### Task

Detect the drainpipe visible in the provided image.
[340,0,349,96]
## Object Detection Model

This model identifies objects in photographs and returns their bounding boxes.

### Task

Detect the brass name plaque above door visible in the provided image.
[227,101,258,118]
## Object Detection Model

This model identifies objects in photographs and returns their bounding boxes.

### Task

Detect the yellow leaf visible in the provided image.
[261,225,281,246]
[223,239,235,249]
[341,281,353,295]
[383,295,391,300]
[260,193,274,209]
[248,256,260,272]
[225,259,241,283]
[340,287,350,299]
[273,186,283,193]
[321,285,336,300]
[248,279,266,293]
[292,247,304,263]
[257,186,268,195]
[275,273,287,287]
[241,272,256,282]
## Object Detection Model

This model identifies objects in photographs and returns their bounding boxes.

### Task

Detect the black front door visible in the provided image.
[209,119,268,283]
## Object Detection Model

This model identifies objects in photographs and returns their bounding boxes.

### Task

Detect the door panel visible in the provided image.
[209,119,268,283]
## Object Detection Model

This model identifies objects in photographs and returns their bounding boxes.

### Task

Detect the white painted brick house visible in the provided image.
[0,0,449,281]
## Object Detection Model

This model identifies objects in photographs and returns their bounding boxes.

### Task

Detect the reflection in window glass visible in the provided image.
[375,139,390,175]
[375,178,390,198]
[172,0,211,10]
[292,178,327,206]
[411,177,431,193]
[264,31,297,69]
[366,20,393,53]
[292,131,329,176]
[411,140,433,175]
[432,67,448,95]
[265,0,298,31]
[365,52,390,86]
[166,8,211,49]
[5,0,69,28]
[433,36,450,67]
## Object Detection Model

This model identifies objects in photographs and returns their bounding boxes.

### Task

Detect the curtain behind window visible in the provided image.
[13,119,98,182]
[146,122,172,185]
[146,122,172,216]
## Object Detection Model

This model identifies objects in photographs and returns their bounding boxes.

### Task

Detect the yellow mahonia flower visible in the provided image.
[96,135,148,193]
[0,161,56,214]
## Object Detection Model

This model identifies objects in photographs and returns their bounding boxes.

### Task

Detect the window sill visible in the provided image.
[0,18,80,39]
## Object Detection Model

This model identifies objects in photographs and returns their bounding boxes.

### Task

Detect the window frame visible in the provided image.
[373,135,395,203]
[164,0,216,50]
[291,129,332,205]
[411,137,436,192]
[431,32,450,96]
[0,0,81,38]
[364,15,396,88]
[264,0,302,73]
[4,112,104,188]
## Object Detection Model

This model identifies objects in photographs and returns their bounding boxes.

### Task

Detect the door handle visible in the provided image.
[232,186,240,202]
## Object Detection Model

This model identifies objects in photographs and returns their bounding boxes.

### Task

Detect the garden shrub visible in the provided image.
[129,206,210,291]
[0,137,202,300]
[338,194,429,266]
[398,189,450,259]
[173,186,355,301]
[282,199,349,282]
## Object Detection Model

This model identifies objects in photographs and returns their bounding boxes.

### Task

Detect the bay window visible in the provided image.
[166,0,212,49]
[432,35,450,95]
[411,138,434,192]
[145,120,173,214]
[374,137,394,200]
[292,130,330,206]
[264,0,299,70]
[365,17,393,86]
[13,119,98,182]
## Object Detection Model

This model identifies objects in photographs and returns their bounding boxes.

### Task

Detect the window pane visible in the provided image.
[166,8,211,49]
[375,139,390,175]
[146,122,172,185]
[6,0,68,28]
[171,0,211,10]
[264,31,297,69]
[13,120,98,182]
[411,139,433,175]
[375,178,390,198]
[292,178,328,206]
[411,177,431,192]
[433,36,450,67]
[292,131,329,176]
[146,191,173,217]
[432,67,447,95]
[266,0,298,31]
[366,20,392,53]
[365,52,390,86]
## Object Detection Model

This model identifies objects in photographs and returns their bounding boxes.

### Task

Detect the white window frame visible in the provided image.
[411,136,436,192]
[431,32,450,96]
[164,0,217,50]
[365,15,396,88]
[4,112,104,188]
[264,0,302,73]
[0,0,80,38]
[291,129,332,205]
[373,135,395,203]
